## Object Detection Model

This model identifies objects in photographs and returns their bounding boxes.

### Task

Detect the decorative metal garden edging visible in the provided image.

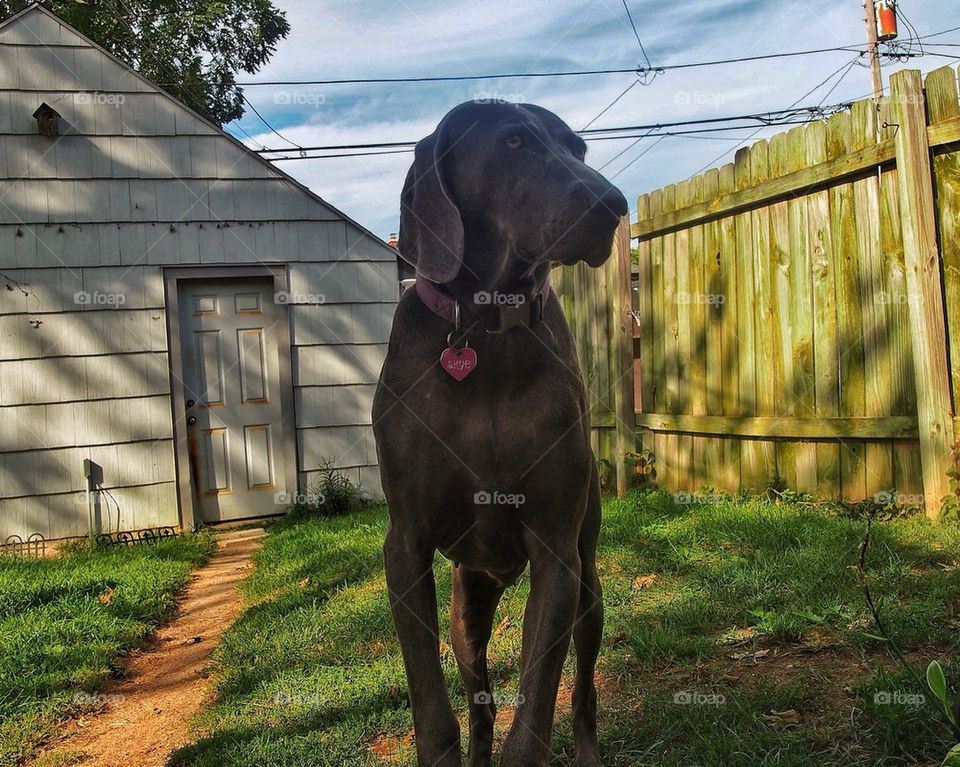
[95,527,178,547]
[1,533,46,558]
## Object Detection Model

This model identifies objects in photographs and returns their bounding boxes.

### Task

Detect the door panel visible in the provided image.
[195,331,224,405]
[244,424,275,488]
[204,427,231,492]
[179,277,288,522]
[238,329,267,402]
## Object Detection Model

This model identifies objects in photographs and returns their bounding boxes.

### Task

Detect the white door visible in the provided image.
[178,278,289,523]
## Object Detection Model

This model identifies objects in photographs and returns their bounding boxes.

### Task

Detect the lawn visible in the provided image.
[0,533,216,766]
[170,492,960,767]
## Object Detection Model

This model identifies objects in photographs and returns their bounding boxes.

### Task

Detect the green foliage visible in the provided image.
[942,441,960,521]
[926,660,960,734]
[927,661,953,724]
[624,449,656,487]
[597,458,612,490]
[285,460,365,521]
[0,533,216,766]
[0,0,289,125]
[923,661,960,766]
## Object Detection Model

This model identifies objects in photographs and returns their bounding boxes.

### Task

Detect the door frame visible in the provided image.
[163,264,298,530]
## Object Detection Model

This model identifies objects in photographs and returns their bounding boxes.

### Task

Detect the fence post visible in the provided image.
[890,69,956,518]
[609,217,636,496]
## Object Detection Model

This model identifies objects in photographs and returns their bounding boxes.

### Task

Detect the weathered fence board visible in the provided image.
[890,69,955,517]
[786,126,818,493]
[927,69,960,446]
[768,130,796,490]
[552,216,635,494]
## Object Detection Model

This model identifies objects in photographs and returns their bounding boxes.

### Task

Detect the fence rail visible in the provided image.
[562,66,960,517]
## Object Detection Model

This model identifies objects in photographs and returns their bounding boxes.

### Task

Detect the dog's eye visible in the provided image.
[504,134,524,150]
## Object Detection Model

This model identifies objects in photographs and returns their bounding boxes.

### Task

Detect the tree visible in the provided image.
[0,0,290,125]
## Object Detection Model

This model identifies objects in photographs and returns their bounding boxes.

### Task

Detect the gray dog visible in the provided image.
[373,100,628,767]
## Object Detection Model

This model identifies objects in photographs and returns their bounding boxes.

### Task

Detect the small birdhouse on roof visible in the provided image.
[32,102,61,136]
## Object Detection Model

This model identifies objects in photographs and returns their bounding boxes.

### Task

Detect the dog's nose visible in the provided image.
[589,187,628,219]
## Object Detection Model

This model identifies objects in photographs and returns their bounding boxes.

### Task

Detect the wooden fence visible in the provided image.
[563,67,960,517]
[553,220,635,496]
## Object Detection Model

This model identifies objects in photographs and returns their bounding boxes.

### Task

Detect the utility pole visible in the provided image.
[864,0,884,99]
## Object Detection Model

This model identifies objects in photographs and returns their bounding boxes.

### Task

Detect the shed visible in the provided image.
[0,5,397,540]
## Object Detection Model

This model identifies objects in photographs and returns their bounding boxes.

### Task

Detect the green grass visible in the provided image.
[0,533,217,766]
[171,493,960,767]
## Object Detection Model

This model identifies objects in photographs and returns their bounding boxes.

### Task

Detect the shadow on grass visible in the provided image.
[169,494,960,767]
[600,491,960,660]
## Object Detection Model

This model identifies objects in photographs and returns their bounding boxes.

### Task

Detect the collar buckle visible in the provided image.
[486,292,545,334]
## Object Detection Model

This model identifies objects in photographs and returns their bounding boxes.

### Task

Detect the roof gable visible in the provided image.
[0,4,392,253]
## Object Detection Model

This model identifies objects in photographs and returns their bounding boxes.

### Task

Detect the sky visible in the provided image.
[228,0,960,240]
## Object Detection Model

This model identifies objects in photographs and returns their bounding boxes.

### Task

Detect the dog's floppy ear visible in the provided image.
[398,125,464,284]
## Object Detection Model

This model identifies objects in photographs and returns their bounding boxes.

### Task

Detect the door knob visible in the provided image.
[187,416,197,425]
[186,399,195,408]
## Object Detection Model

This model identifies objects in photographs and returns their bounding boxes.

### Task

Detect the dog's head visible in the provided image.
[398,101,628,296]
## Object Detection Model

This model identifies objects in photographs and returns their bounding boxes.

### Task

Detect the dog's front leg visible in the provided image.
[384,529,461,767]
[500,544,581,767]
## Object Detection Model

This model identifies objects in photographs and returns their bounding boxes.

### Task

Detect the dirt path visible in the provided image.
[33,529,265,767]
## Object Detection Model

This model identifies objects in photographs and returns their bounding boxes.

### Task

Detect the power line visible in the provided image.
[923,52,960,63]
[228,44,890,88]
[228,122,266,148]
[580,0,658,133]
[270,148,414,162]
[919,25,960,40]
[221,26,959,92]
[581,78,643,131]
[253,102,852,156]
[242,95,302,150]
[621,0,652,70]
[815,56,861,108]
[687,53,864,179]
[586,120,817,141]
[598,127,658,171]
[263,119,823,162]
[611,136,668,180]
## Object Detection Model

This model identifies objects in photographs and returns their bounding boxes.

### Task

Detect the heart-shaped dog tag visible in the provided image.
[440,346,478,381]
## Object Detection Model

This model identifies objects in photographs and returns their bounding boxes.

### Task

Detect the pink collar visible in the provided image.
[415,276,550,334]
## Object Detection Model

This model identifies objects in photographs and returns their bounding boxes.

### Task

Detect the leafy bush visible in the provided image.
[288,460,365,520]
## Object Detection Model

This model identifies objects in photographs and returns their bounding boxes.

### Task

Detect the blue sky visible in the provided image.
[228,0,960,240]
